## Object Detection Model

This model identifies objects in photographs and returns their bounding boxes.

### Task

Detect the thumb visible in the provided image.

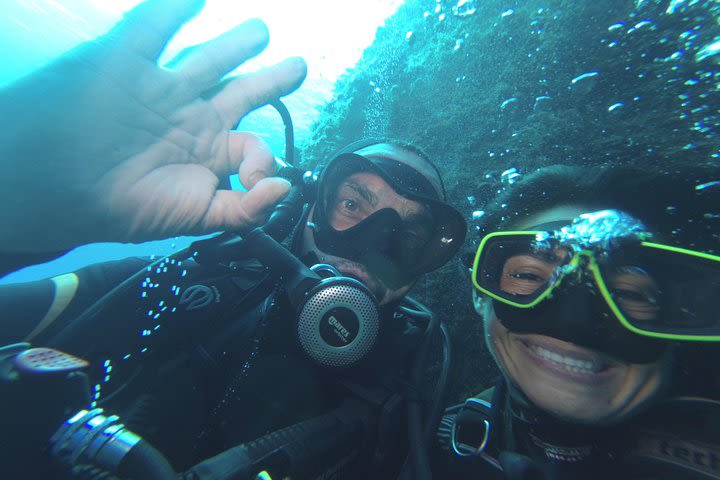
[199,177,291,233]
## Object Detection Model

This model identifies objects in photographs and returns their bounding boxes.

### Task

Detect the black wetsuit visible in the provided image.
[433,380,720,480]
[0,255,420,478]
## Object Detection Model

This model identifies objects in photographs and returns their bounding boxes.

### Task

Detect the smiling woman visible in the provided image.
[480,222,673,424]
[434,161,720,480]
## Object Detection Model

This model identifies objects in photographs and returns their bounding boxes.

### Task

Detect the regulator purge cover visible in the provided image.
[297,278,379,368]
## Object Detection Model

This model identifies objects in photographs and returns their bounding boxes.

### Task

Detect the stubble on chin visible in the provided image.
[321,255,388,301]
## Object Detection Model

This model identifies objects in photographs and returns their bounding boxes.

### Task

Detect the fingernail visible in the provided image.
[278,178,292,192]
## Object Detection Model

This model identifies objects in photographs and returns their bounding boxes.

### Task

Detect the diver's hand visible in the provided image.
[0,0,307,254]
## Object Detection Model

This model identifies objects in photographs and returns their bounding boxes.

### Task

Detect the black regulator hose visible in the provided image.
[189,165,311,266]
[69,464,121,480]
[50,409,177,480]
[424,321,452,443]
[400,297,438,480]
[115,439,177,480]
[60,427,214,480]
[256,166,311,242]
[408,401,431,480]
[268,99,295,167]
[183,400,369,480]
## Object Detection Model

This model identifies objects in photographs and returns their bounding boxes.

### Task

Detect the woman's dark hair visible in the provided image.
[473,161,719,252]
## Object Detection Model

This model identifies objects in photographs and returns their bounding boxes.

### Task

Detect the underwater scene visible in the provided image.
[1,0,719,479]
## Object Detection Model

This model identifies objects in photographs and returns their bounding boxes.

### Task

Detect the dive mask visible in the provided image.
[311,153,466,277]
[472,210,720,343]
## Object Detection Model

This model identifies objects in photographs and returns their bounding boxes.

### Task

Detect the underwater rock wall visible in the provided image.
[300,0,720,400]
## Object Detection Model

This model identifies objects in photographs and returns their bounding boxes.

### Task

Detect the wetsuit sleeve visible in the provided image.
[0,257,150,346]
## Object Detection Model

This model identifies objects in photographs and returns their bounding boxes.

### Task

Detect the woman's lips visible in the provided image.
[513,334,620,384]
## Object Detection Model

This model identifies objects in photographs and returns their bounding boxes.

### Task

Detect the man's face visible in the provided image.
[301,166,431,305]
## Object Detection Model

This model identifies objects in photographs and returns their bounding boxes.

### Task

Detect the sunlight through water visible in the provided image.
[0,0,403,283]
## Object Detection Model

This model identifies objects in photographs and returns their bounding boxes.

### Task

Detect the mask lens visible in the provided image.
[473,233,568,306]
[315,152,466,275]
[606,266,660,321]
[325,170,374,231]
[600,243,720,339]
[327,172,435,270]
[393,216,434,260]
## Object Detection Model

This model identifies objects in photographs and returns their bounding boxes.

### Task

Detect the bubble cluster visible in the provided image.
[599,0,720,155]
[501,167,521,185]
[452,0,477,17]
[90,254,188,403]
[553,210,653,251]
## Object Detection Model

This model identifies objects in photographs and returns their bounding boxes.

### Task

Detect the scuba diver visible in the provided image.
[434,162,720,480]
[0,115,467,479]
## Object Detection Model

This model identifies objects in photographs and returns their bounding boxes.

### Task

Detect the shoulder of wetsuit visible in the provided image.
[136,255,275,332]
[0,250,71,278]
[0,257,151,345]
[619,397,720,479]
[39,256,275,360]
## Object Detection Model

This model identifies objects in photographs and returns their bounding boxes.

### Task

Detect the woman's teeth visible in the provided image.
[529,344,601,373]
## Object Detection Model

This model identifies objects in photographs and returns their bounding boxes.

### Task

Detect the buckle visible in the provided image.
[451,397,491,457]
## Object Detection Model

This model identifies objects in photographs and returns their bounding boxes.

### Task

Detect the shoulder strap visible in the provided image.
[451,395,494,456]
[436,378,508,472]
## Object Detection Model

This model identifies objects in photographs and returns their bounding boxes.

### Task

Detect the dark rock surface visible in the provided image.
[300,0,720,402]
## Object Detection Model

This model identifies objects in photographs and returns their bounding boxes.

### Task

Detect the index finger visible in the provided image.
[166,18,270,94]
[210,57,307,128]
[110,0,206,60]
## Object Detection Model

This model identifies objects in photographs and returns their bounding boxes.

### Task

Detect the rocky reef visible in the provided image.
[301,0,720,401]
